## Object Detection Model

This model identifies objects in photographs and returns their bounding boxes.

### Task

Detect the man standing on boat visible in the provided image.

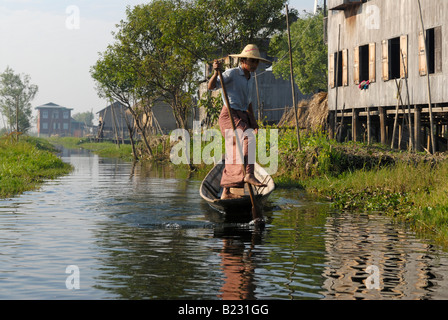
[208,44,269,199]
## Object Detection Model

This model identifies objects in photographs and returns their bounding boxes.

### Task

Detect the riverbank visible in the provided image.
[47,132,448,245]
[0,135,73,198]
[273,128,448,246]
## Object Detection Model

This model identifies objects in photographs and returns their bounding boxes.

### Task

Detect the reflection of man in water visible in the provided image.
[218,238,256,300]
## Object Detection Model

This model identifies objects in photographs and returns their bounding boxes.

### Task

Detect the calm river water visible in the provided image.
[1,148,448,300]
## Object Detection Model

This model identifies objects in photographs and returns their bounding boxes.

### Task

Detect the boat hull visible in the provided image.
[200,160,275,222]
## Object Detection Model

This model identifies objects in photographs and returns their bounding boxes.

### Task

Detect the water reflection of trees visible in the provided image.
[261,201,329,299]
[93,226,222,299]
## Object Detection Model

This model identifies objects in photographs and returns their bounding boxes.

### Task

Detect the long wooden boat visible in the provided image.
[200,159,275,221]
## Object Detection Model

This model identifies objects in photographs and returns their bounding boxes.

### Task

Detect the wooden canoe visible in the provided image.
[200,159,275,221]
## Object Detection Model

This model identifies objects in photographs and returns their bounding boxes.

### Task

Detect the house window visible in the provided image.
[329,49,348,88]
[53,111,59,119]
[63,111,69,119]
[389,37,401,79]
[42,111,48,119]
[382,35,408,81]
[420,26,442,75]
[354,43,376,85]
[427,28,436,74]
[336,51,343,87]
[63,123,69,130]
[359,45,370,82]
[42,122,48,130]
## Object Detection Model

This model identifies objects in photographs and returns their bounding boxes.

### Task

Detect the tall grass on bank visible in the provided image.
[272,127,448,245]
[305,161,448,243]
[48,137,135,161]
[0,135,72,198]
[272,127,397,187]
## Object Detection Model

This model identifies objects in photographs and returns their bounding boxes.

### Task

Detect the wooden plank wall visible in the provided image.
[327,0,448,110]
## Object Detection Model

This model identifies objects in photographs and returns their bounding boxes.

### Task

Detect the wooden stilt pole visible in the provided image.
[379,107,387,145]
[334,25,341,141]
[400,50,414,151]
[285,4,301,151]
[366,106,371,145]
[110,102,120,148]
[338,103,345,142]
[254,72,261,121]
[415,105,422,151]
[352,109,359,142]
[417,0,436,154]
[391,79,403,149]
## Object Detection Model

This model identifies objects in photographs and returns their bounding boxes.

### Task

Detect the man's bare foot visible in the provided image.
[221,188,242,200]
[244,174,267,187]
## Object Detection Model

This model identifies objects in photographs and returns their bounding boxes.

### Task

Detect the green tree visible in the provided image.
[72,111,94,126]
[195,0,292,57]
[0,67,38,135]
[145,0,292,64]
[93,1,199,131]
[117,1,199,130]
[197,91,222,127]
[269,12,328,95]
[91,43,152,159]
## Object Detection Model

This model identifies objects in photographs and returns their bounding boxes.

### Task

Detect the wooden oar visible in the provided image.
[217,68,264,226]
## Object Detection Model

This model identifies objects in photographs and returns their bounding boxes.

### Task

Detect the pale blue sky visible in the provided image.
[0,0,316,124]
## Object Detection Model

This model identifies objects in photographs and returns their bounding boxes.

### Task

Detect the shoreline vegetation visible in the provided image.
[0,135,73,198]
[48,128,448,247]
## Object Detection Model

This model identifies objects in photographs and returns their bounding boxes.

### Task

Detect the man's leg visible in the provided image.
[243,130,266,188]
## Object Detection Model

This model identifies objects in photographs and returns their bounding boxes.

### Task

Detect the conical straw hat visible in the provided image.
[229,44,271,64]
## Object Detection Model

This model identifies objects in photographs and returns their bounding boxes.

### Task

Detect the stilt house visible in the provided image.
[96,102,132,140]
[327,0,448,152]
